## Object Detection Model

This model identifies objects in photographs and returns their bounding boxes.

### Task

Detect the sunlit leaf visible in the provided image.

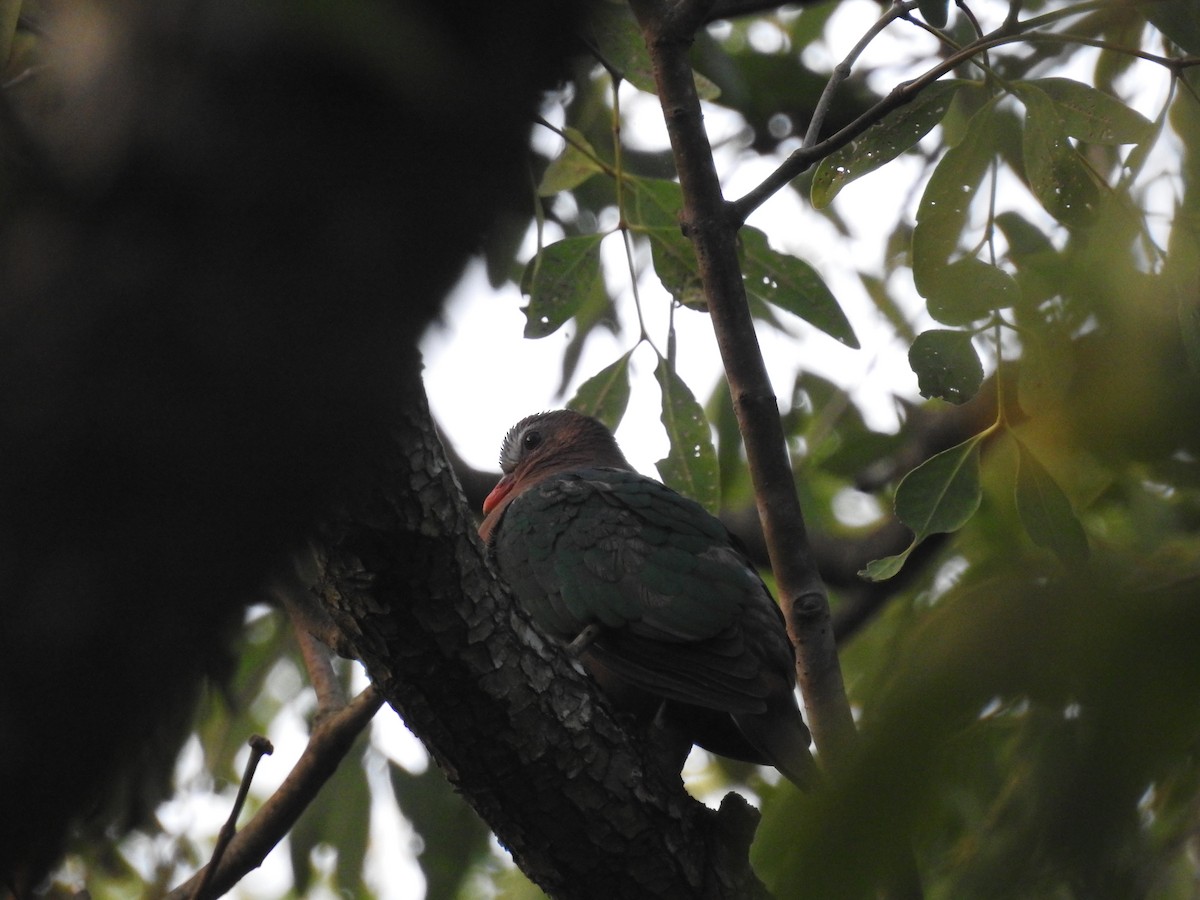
[1017,77,1153,145]
[1014,438,1090,563]
[655,358,719,513]
[568,351,633,431]
[522,234,606,338]
[1016,84,1101,228]
[645,226,707,310]
[908,329,983,404]
[538,127,605,196]
[894,434,984,538]
[812,80,966,208]
[921,257,1020,326]
[912,98,999,290]
[740,226,859,347]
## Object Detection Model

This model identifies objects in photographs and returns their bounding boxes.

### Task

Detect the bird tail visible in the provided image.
[734,707,822,791]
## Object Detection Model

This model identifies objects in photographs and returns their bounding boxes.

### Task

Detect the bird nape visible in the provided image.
[478,409,819,790]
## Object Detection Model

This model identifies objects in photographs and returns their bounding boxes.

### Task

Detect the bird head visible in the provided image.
[481,410,632,518]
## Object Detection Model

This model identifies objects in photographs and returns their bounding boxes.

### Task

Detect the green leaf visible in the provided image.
[645,227,707,310]
[908,329,984,404]
[289,744,372,893]
[859,550,912,582]
[1019,77,1153,146]
[894,435,984,539]
[1180,293,1200,373]
[521,234,606,338]
[538,127,605,196]
[918,0,950,28]
[920,257,1020,326]
[1145,0,1200,54]
[654,358,720,513]
[1016,84,1101,228]
[1017,332,1074,415]
[1014,438,1090,563]
[568,351,633,431]
[584,3,720,99]
[626,177,684,229]
[739,226,859,347]
[912,99,999,290]
[811,80,966,208]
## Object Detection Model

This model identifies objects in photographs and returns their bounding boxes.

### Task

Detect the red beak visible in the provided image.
[482,473,516,515]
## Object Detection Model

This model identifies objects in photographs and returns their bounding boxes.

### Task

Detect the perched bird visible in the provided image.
[479,410,819,789]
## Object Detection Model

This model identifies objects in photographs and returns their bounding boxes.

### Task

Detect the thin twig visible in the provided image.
[168,687,383,900]
[803,0,920,149]
[287,597,348,716]
[628,0,857,762]
[189,735,274,900]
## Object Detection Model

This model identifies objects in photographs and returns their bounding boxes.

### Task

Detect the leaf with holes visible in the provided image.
[812,80,966,208]
[912,98,999,291]
[646,227,707,310]
[568,352,633,432]
[522,234,606,338]
[1019,77,1153,145]
[740,227,859,347]
[655,358,719,513]
[1015,438,1089,563]
[909,329,983,404]
[1017,84,1101,228]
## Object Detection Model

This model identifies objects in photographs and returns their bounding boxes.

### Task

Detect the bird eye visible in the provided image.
[522,430,542,451]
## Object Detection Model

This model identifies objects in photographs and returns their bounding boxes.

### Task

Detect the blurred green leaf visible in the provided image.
[1014,438,1090,563]
[921,257,1020,326]
[522,234,606,338]
[895,434,984,538]
[811,80,966,208]
[645,226,707,310]
[568,351,633,431]
[912,99,999,289]
[538,127,605,196]
[739,226,859,347]
[918,0,949,28]
[908,329,984,405]
[1017,84,1102,228]
[860,551,910,582]
[1019,77,1153,145]
[1017,331,1074,415]
[655,358,720,513]
[390,762,491,900]
[583,2,720,99]
[289,743,372,894]
[1145,0,1200,53]
[625,177,683,228]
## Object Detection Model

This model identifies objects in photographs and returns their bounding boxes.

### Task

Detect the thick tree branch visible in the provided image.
[628,0,857,762]
[312,386,772,899]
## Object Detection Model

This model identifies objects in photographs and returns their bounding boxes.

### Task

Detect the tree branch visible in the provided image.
[166,687,384,900]
[312,386,773,899]
[628,0,857,762]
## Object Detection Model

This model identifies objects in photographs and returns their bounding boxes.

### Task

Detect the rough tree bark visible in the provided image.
[313,379,774,899]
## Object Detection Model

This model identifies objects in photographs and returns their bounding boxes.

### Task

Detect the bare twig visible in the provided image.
[189,735,274,900]
[803,0,920,149]
[628,0,857,762]
[168,688,383,900]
